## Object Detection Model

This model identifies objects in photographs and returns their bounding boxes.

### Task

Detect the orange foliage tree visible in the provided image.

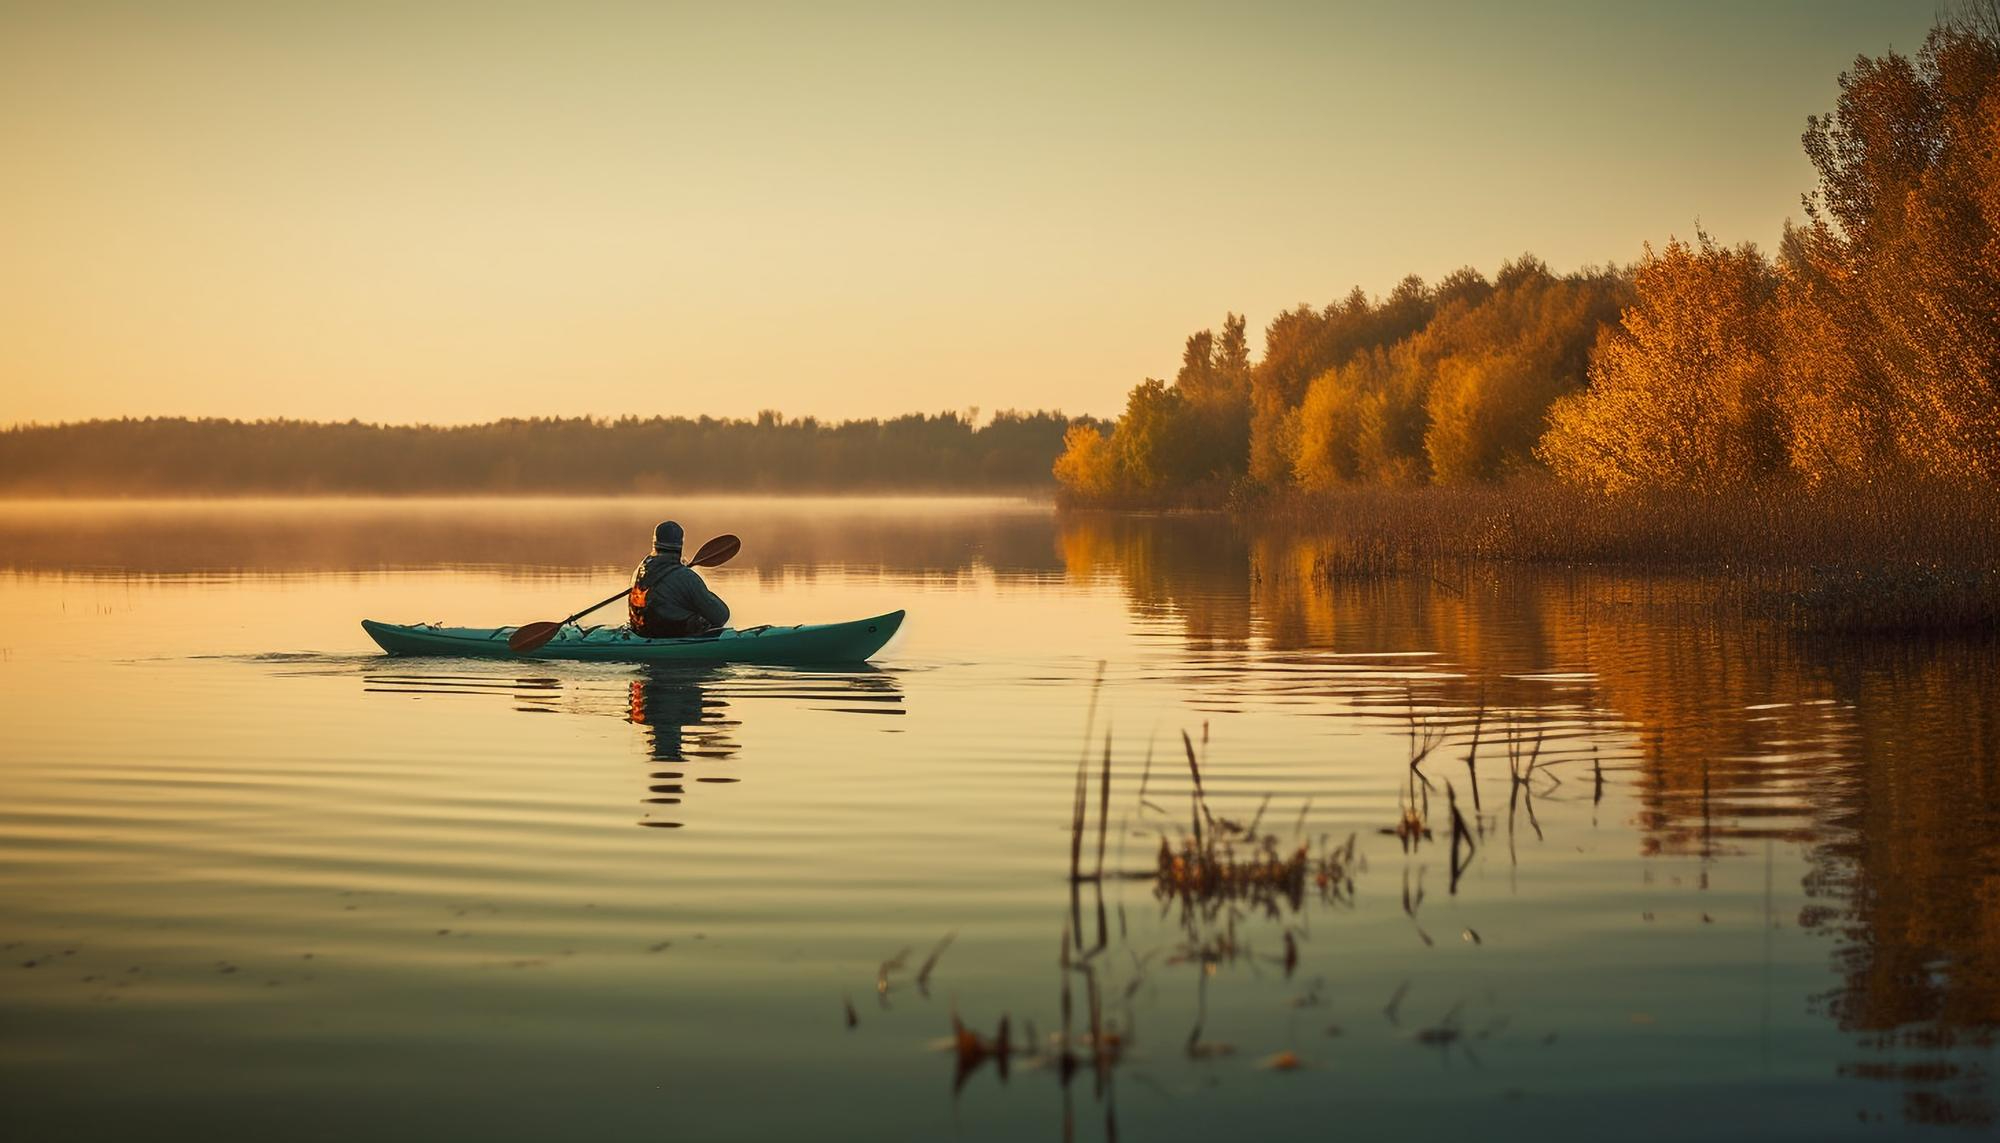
[1784,6,2000,483]
[1539,236,1783,492]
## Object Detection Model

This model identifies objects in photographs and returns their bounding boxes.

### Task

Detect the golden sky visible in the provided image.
[0,0,1939,425]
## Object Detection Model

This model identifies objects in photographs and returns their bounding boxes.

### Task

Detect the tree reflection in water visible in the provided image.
[1046,513,2000,1132]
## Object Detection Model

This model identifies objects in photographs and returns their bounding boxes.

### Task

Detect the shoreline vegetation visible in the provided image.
[1249,481,2000,635]
[0,411,1100,496]
[1050,8,2000,630]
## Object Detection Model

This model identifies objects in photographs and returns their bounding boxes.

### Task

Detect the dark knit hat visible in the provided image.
[653,520,684,555]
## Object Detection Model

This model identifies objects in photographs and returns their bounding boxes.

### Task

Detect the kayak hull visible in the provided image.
[361,610,904,665]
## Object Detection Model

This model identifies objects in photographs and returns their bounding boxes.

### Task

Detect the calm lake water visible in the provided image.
[1,498,1995,1140]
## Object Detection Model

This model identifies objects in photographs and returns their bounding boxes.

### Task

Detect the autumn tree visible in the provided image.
[1539,236,1783,492]
[1249,278,1432,484]
[1173,313,1254,479]
[1051,422,1124,501]
[1288,347,1393,489]
[1420,258,1629,483]
[1784,3,2000,482]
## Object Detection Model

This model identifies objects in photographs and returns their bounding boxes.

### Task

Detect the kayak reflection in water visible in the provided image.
[629,667,741,829]
[628,520,731,638]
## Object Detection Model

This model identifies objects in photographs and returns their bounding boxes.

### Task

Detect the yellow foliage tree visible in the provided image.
[1288,350,1386,489]
[1419,260,1629,484]
[1051,423,1123,502]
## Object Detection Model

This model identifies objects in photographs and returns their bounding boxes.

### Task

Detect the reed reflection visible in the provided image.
[1057,511,2000,1130]
[927,719,1497,1131]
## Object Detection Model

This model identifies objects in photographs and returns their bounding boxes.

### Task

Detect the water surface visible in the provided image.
[1,498,1995,1139]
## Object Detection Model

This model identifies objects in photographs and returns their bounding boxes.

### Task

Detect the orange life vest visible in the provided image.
[628,584,650,631]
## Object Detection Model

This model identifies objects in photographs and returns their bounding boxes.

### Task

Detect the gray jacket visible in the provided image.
[630,556,730,636]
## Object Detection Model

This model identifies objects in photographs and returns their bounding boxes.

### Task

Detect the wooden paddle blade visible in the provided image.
[507,621,563,653]
[687,533,741,568]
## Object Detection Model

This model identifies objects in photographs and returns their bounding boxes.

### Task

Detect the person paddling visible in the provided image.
[629,521,731,637]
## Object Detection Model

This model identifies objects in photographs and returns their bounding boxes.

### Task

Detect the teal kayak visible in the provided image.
[361,610,904,665]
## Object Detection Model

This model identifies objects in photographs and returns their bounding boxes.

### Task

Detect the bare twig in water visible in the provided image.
[1403,865,1433,946]
[1244,793,1273,841]
[916,932,957,996]
[1066,663,1106,886]
[1464,701,1486,813]
[1095,732,1113,880]
[877,946,913,1005]
[1447,781,1476,893]
[1506,722,1547,843]
[1135,736,1156,806]
[1079,663,1106,751]
[1404,690,1443,790]
[1069,744,1090,882]
[1179,731,1211,846]
[1384,980,1411,1026]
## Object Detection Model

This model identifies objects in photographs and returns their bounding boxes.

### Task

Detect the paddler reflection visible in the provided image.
[363,663,904,831]
[627,667,740,829]
[626,664,908,829]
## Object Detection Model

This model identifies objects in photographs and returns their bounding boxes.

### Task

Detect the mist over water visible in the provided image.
[0,498,1993,1140]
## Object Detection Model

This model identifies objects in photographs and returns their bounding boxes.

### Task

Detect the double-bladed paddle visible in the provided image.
[507,533,741,654]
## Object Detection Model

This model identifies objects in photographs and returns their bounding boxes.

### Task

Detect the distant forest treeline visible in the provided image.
[0,411,1101,495]
[1058,7,2000,504]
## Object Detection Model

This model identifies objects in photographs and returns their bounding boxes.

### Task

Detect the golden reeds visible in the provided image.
[1258,478,2000,633]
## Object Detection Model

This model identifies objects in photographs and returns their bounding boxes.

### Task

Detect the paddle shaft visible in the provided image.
[555,585,633,629]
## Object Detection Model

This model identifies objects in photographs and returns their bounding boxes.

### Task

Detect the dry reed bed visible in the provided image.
[1256,478,2000,633]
